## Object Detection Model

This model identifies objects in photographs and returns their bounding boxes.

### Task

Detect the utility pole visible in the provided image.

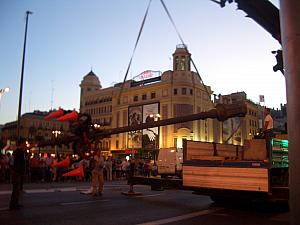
[17,10,33,144]
[279,1,300,224]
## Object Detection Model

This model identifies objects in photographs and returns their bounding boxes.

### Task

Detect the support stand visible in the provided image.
[121,184,142,196]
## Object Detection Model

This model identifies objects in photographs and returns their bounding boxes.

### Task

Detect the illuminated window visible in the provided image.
[182,88,187,95]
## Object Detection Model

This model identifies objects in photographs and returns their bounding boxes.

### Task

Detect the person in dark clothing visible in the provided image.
[9,140,26,210]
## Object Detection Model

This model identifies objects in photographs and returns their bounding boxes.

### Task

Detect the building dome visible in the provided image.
[80,70,102,88]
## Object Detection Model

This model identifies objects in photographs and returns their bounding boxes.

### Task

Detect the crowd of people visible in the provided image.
[0,151,158,184]
[1,144,159,210]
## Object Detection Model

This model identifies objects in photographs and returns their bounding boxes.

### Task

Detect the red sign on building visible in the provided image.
[125,149,138,154]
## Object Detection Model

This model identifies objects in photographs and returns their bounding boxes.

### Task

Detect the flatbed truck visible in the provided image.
[129,136,289,203]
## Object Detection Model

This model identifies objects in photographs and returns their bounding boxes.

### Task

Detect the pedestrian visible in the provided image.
[264,108,274,160]
[152,162,158,177]
[116,159,122,179]
[91,150,104,196]
[4,152,12,183]
[45,153,54,182]
[9,139,26,210]
[29,154,39,182]
[105,156,113,181]
[144,160,151,177]
[121,159,128,178]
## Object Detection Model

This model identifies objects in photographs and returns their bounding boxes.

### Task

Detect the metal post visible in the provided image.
[279,1,300,224]
[17,11,33,144]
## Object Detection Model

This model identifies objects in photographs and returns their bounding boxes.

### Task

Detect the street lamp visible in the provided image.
[147,113,160,160]
[0,87,10,111]
[149,113,161,121]
[52,130,61,156]
[0,87,10,101]
[17,11,33,144]
[94,123,101,129]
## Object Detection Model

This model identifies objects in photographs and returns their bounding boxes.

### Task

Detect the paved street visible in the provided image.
[0,181,289,225]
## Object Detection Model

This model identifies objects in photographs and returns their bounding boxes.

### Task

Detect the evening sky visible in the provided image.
[0,0,284,124]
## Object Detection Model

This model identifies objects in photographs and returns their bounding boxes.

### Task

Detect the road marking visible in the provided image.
[136,208,222,225]
[57,187,77,192]
[25,189,55,193]
[0,190,11,195]
[60,199,109,206]
[133,194,162,198]
[0,184,133,195]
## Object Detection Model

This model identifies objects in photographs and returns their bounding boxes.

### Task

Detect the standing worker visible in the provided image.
[105,156,113,181]
[9,139,26,210]
[264,108,274,160]
[91,150,104,196]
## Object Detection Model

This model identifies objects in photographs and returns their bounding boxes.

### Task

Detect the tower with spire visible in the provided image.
[79,70,101,111]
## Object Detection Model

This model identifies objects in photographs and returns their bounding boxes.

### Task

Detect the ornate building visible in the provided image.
[80,45,214,158]
[1,110,71,154]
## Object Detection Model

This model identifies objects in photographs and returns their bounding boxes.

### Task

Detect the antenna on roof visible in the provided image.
[51,80,54,110]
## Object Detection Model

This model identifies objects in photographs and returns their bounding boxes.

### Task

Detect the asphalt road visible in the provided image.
[0,181,289,225]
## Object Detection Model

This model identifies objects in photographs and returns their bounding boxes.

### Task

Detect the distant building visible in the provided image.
[80,45,215,158]
[214,91,264,145]
[272,103,287,133]
[1,110,71,154]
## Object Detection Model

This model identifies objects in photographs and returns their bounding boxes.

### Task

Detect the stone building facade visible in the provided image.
[80,45,215,158]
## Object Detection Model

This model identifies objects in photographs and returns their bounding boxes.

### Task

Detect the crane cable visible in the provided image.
[160,0,214,107]
[117,0,152,104]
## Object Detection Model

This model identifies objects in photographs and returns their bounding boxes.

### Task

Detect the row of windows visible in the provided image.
[249,119,258,127]
[133,92,156,102]
[132,87,195,103]
[93,117,112,126]
[174,88,193,96]
[95,140,111,150]
[248,109,257,117]
[85,96,112,106]
[29,121,67,131]
[86,105,112,115]
[174,56,190,71]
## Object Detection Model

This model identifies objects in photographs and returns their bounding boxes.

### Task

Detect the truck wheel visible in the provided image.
[151,185,164,191]
[210,195,227,204]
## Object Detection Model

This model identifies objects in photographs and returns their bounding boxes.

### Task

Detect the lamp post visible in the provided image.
[0,87,10,101]
[17,11,33,144]
[52,130,61,156]
[148,113,160,160]
[93,124,101,151]
[130,131,135,158]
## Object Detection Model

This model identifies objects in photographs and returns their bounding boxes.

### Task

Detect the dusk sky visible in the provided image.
[0,0,284,125]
